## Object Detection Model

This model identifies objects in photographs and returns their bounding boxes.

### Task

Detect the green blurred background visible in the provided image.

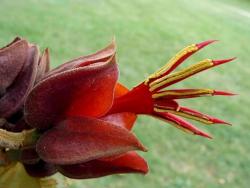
[0,0,249,187]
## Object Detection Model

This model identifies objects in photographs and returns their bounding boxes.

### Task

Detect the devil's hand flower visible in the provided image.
[109,40,235,138]
[0,37,234,185]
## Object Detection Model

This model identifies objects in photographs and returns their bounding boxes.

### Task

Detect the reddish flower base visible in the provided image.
[0,37,235,179]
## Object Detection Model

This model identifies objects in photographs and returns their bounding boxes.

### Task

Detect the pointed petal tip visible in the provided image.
[196,40,218,49]
[141,166,149,175]
[212,57,236,66]
[213,90,236,96]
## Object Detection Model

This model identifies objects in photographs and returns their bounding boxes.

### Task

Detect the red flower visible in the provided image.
[0,37,234,181]
[24,40,148,178]
[109,40,235,138]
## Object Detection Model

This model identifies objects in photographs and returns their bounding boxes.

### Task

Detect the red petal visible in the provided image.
[114,82,130,98]
[0,45,39,118]
[57,151,148,179]
[102,83,137,130]
[101,112,137,130]
[36,117,146,165]
[0,38,28,95]
[25,56,118,129]
[45,39,116,78]
[110,83,154,114]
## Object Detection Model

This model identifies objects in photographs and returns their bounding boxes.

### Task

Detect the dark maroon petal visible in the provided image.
[23,160,57,178]
[0,37,21,50]
[25,56,118,129]
[4,117,32,132]
[35,48,50,82]
[20,147,40,164]
[0,45,39,118]
[44,39,115,78]
[0,39,28,95]
[36,117,146,165]
[57,151,148,179]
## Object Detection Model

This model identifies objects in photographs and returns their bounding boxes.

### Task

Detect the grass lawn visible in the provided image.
[0,0,250,187]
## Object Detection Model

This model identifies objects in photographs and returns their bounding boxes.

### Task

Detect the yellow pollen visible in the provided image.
[149,59,213,91]
[154,107,213,124]
[154,114,194,134]
[152,89,214,99]
[144,44,198,85]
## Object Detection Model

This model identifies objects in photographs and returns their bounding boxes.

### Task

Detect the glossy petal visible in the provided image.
[110,83,154,114]
[57,151,148,179]
[0,38,28,95]
[25,56,118,129]
[36,117,146,165]
[0,45,39,118]
[101,112,137,130]
[114,82,130,98]
[102,83,137,130]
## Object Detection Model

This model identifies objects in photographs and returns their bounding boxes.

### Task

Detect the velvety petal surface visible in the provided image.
[25,56,118,129]
[0,45,39,118]
[36,117,146,165]
[101,113,136,130]
[57,151,148,179]
[0,38,28,95]
[45,39,115,78]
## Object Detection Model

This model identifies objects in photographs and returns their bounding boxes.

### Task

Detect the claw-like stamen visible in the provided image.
[154,106,230,125]
[156,113,212,138]
[149,58,235,92]
[145,40,217,84]
[152,89,235,99]
[110,41,234,139]
[212,57,236,66]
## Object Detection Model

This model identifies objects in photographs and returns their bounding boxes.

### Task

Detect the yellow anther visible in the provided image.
[152,89,214,99]
[155,114,194,134]
[154,107,213,124]
[144,44,198,85]
[149,59,213,91]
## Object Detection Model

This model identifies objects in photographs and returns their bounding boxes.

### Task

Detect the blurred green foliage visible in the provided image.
[0,0,249,187]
